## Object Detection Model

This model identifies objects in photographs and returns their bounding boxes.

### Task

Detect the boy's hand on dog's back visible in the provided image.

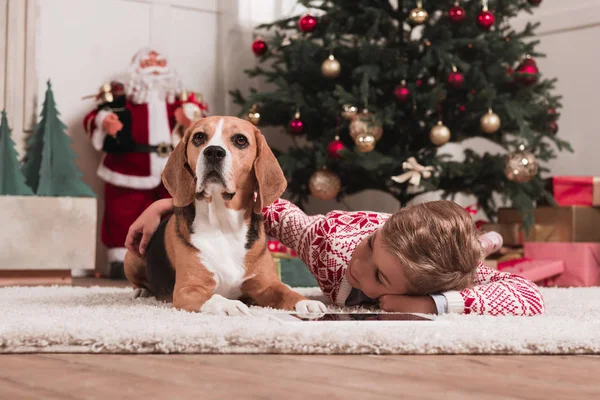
[125,209,162,257]
[378,294,437,314]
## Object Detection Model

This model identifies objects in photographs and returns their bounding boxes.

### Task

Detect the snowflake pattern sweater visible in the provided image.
[263,199,545,316]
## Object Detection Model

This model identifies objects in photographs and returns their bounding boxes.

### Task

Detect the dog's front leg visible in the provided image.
[242,254,327,313]
[173,264,250,316]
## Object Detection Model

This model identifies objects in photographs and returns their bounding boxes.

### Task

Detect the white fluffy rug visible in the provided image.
[1,285,599,354]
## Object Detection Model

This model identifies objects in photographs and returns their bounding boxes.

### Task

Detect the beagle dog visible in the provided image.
[124,116,327,316]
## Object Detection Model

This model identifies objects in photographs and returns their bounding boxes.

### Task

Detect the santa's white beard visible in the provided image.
[127,72,181,104]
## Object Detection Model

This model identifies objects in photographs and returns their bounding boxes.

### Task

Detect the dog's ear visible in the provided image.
[162,129,196,207]
[253,127,287,214]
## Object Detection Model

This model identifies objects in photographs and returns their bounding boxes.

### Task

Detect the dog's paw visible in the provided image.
[132,288,152,299]
[295,299,328,314]
[200,294,251,317]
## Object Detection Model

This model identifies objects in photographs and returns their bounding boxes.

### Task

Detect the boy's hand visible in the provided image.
[378,294,437,315]
[125,209,162,257]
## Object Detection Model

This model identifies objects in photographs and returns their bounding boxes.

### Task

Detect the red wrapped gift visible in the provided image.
[524,242,600,287]
[552,176,600,206]
[497,258,564,286]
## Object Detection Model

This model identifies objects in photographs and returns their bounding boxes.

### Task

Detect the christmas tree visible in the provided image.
[0,110,34,196]
[230,0,571,226]
[26,81,95,197]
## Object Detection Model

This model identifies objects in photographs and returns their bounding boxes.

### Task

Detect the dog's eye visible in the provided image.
[232,134,249,149]
[191,132,207,147]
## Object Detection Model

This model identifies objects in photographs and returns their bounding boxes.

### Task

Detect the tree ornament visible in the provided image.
[341,104,358,120]
[355,133,376,153]
[349,109,383,141]
[409,1,429,25]
[504,145,538,183]
[289,110,303,134]
[548,108,557,116]
[448,2,466,24]
[549,121,559,134]
[394,80,411,102]
[477,1,494,30]
[459,105,466,112]
[517,56,539,85]
[247,104,260,126]
[321,54,341,78]
[480,109,501,134]
[309,168,341,201]
[328,136,345,159]
[447,66,464,88]
[391,157,434,188]
[298,14,317,32]
[529,0,542,4]
[251,38,268,56]
[430,121,451,146]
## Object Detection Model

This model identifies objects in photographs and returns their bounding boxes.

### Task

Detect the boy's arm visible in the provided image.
[441,231,544,316]
[442,267,545,316]
[262,199,326,264]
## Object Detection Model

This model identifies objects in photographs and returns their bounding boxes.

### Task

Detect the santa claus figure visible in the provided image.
[83,48,207,278]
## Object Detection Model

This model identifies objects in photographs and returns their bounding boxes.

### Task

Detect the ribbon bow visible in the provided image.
[391,157,434,187]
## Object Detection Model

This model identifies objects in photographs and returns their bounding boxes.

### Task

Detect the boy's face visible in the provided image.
[347,228,410,299]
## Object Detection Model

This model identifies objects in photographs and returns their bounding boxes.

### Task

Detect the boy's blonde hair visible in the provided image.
[381,200,482,295]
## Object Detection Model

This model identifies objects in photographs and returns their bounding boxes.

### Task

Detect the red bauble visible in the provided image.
[517,58,539,85]
[298,14,317,32]
[289,117,304,134]
[459,105,466,112]
[327,139,345,159]
[394,84,411,102]
[251,38,267,56]
[416,79,423,87]
[548,108,556,115]
[549,121,558,134]
[447,71,465,88]
[477,11,495,30]
[448,5,466,23]
[470,89,477,95]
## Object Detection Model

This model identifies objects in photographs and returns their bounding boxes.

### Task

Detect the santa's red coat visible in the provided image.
[83,95,206,189]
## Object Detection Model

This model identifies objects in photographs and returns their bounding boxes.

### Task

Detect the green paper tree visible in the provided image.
[30,81,95,197]
[231,0,572,227]
[22,86,49,193]
[0,110,34,195]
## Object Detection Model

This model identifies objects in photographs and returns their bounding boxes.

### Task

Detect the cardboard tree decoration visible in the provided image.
[23,81,95,197]
[0,110,34,196]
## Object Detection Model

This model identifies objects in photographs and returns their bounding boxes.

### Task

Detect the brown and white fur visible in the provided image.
[124,116,326,316]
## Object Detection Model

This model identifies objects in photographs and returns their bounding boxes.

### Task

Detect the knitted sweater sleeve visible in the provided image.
[442,231,545,316]
[261,199,326,265]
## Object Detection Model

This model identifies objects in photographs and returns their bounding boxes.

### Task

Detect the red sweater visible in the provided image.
[263,199,545,316]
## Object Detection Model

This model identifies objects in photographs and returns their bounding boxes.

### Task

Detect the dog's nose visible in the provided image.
[203,145,226,162]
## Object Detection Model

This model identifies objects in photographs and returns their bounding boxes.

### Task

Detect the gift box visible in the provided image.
[524,242,600,287]
[497,206,600,242]
[497,258,565,286]
[268,240,318,287]
[552,176,600,207]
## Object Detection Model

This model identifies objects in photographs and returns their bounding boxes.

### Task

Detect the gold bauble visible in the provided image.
[247,105,260,126]
[480,109,501,134]
[429,121,451,146]
[355,133,376,152]
[504,146,538,183]
[309,169,342,201]
[321,54,341,78]
[341,104,358,120]
[409,7,429,24]
[349,110,383,141]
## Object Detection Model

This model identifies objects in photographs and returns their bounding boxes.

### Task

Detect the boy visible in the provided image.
[126,198,544,316]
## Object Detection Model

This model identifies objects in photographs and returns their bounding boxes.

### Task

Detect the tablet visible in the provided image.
[270,312,436,322]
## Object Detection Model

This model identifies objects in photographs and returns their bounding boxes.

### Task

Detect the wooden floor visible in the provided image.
[1,278,599,399]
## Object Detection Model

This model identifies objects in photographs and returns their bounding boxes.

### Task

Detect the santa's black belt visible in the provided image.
[133,143,173,158]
